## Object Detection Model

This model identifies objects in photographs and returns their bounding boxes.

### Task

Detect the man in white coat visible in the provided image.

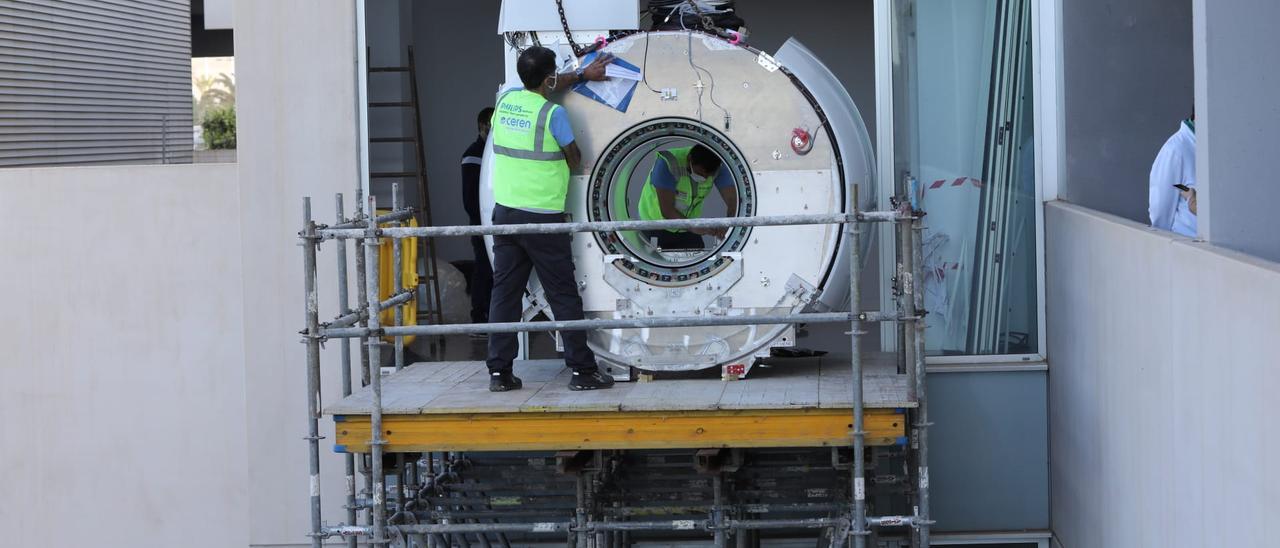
[1149,116,1197,237]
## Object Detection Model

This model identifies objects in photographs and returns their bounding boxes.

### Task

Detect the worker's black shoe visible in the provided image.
[568,369,616,391]
[488,371,522,392]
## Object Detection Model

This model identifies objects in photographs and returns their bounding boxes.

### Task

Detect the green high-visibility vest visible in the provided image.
[638,147,717,233]
[491,90,570,212]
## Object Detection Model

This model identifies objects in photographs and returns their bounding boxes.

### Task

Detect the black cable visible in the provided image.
[503,32,526,53]
[679,1,730,127]
[682,27,705,120]
[686,30,729,126]
[690,47,727,115]
[641,32,662,94]
[648,0,738,31]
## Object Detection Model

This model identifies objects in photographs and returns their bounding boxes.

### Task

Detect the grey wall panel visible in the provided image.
[1195,0,1280,262]
[1046,202,1280,547]
[0,0,193,166]
[929,370,1049,532]
[1060,0,1193,223]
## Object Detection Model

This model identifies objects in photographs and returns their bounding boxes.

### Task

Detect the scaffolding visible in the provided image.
[298,182,932,547]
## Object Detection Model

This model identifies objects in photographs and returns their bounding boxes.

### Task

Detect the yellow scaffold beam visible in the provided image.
[333,408,907,452]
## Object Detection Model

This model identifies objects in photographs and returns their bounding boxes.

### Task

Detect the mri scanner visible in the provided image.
[480,19,876,379]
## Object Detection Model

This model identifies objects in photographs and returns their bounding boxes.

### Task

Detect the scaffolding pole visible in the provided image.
[352,188,375,533]
[910,212,933,545]
[849,189,867,548]
[334,194,358,548]
[391,184,409,521]
[324,312,856,339]
[363,195,389,545]
[300,199,324,548]
[318,212,909,241]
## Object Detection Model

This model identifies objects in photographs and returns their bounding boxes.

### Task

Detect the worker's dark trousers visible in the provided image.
[642,229,706,250]
[487,204,597,374]
[468,235,493,323]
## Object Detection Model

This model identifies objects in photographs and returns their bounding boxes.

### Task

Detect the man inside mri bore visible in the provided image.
[637,144,739,250]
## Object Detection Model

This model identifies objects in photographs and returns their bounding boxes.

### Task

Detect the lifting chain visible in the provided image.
[685,0,728,36]
[554,0,585,56]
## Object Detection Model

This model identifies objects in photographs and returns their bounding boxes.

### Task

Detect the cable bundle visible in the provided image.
[647,0,744,32]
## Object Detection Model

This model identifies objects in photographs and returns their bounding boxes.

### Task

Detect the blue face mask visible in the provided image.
[691,173,708,183]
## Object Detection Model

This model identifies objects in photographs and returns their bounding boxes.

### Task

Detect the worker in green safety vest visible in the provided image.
[486,46,618,393]
[637,144,739,250]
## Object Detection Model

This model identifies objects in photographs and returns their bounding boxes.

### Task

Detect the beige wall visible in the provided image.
[0,4,367,545]
[0,164,249,547]
[233,0,364,545]
[1046,202,1280,547]
[0,2,364,545]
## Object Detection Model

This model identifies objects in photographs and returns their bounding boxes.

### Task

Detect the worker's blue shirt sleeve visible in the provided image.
[549,107,574,148]
[649,157,678,190]
[713,167,734,189]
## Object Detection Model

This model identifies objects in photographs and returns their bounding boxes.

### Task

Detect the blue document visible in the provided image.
[572,52,642,113]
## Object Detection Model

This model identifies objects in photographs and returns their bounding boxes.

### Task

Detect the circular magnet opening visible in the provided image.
[587,118,756,286]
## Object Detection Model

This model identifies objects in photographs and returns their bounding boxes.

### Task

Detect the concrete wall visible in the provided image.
[1046,201,1280,547]
[0,164,248,548]
[233,1,364,545]
[1193,0,1280,262]
[1061,0,1194,222]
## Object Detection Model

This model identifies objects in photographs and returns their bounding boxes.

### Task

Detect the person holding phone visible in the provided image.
[1149,115,1197,237]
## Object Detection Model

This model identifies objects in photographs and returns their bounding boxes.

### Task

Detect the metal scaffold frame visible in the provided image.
[299,182,932,547]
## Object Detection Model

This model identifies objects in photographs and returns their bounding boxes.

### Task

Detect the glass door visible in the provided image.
[889,0,1040,357]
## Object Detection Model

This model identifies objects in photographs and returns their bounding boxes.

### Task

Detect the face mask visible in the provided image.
[547,72,559,92]
[691,173,708,183]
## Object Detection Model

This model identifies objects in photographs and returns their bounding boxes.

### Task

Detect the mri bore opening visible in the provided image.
[589,119,755,278]
[612,137,737,267]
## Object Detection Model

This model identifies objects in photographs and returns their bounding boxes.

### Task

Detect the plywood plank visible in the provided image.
[417,360,563,414]
[325,361,480,415]
[817,357,915,409]
[326,357,915,415]
[719,359,822,409]
[520,368,626,412]
[620,377,727,411]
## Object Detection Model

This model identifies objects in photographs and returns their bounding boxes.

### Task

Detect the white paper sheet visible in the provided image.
[605,64,642,81]
[585,76,639,110]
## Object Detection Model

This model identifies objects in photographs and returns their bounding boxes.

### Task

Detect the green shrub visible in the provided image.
[202,105,237,149]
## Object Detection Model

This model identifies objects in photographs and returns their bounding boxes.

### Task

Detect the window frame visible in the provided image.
[872,0,1056,368]
[932,530,1052,546]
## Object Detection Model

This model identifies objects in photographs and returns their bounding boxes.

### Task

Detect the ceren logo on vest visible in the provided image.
[498,115,532,132]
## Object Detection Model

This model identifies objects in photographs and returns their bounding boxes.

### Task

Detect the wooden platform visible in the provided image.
[327,355,913,452]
